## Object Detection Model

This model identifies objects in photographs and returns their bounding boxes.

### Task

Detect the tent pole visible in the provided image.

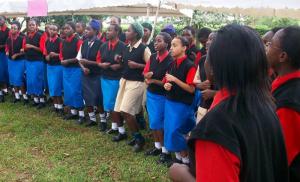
[148,0,161,44]
[146,4,150,20]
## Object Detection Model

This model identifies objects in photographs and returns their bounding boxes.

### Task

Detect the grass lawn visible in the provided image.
[0,96,169,181]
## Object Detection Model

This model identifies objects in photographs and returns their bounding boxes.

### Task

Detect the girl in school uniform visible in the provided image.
[163,36,197,165]
[0,16,10,102]
[113,22,151,152]
[44,24,63,115]
[182,26,201,66]
[77,20,105,127]
[5,21,27,103]
[23,18,46,108]
[143,32,173,162]
[98,24,126,134]
[267,26,300,182]
[60,21,84,121]
[169,24,289,182]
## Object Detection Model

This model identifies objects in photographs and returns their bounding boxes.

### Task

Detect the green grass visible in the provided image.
[0,96,169,182]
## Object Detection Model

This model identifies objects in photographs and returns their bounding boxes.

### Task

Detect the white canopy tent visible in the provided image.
[166,0,300,19]
[0,0,191,17]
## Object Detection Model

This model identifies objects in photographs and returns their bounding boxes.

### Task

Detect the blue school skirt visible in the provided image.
[82,75,102,107]
[164,99,196,152]
[63,67,84,109]
[25,60,45,96]
[47,65,63,97]
[146,90,166,130]
[8,59,25,87]
[43,62,48,90]
[101,77,120,111]
[0,52,8,83]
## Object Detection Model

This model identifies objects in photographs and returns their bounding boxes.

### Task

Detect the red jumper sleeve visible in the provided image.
[59,42,63,61]
[143,59,151,75]
[186,66,197,85]
[96,51,102,63]
[195,140,240,182]
[276,107,300,166]
[194,52,202,66]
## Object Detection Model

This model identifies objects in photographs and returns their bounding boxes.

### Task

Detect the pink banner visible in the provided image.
[28,0,48,17]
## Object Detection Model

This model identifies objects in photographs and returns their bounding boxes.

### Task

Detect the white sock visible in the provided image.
[106,112,110,119]
[118,126,125,134]
[100,113,106,123]
[0,91,3,95]
[154,142,162,149]
[23,94,28,100]
[162,146,169,154]
[88,112,96,122]
[54,104,58,108]
[3,88,8,93]
[79,110,85,117]
[19,90,22,95]
[112,122,118,130]
[57,104,63,109]
[15,92,20,99]
[71,109,78,115]
[182,156,190,164]
[175,152,182,161]
[34,97,39,103]
[40,97,45,103]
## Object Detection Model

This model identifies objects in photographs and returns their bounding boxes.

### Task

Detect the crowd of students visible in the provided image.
[0,15,299,181]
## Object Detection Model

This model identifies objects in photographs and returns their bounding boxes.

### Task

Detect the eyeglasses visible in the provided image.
[266,41,282,50]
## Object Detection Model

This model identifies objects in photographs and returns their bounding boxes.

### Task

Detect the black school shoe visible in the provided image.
[157,153,173,165]
[77,117,86,125]
[0,95,4,103]
[145,148,162,156]
[13,98,21,104]
[99,122,107,132]
[23,99,29,105]
[106,128,118,135]
[37,102,46,109]
[85,120,97,127]
[133,137,145,153]
[64,113,78,120]
[127,138,136,146]
[112,133,127,142]
[57,109,64,116]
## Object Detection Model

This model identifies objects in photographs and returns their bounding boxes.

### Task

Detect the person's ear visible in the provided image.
[279,51,288,63]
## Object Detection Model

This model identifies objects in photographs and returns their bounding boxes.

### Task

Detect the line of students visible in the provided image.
[1,16,299,181]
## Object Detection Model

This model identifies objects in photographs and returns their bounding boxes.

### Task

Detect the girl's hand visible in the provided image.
[25,44,33,49]
[110,64,119,71]
[83,68,90,75]
[99,62,111,69]
[165,73,177,82]
[144,72,153,79]
[128,60,139,69]
[114,54,122,63]
[145,79,154,85]
[164,82,172,91]
[196,80,211,90]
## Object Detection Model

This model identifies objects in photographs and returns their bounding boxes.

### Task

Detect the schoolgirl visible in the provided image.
[44,24,63,114]
[59,21,84,121]
[5,21,27,103]
[182,26,201,66]
[143,32,173,162]
[98,24,126,133]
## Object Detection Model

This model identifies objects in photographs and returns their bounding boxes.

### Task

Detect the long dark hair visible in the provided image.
[208,24,274,114]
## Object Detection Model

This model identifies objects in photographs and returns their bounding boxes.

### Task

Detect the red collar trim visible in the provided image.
[272,70,300,93]
[156,51,169,62]
[28,31,37,38]
[209,88,231,110]
[108,39,119,50]
[49,35,58,42]
[66,34,76,42]
[175,55,187,67]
